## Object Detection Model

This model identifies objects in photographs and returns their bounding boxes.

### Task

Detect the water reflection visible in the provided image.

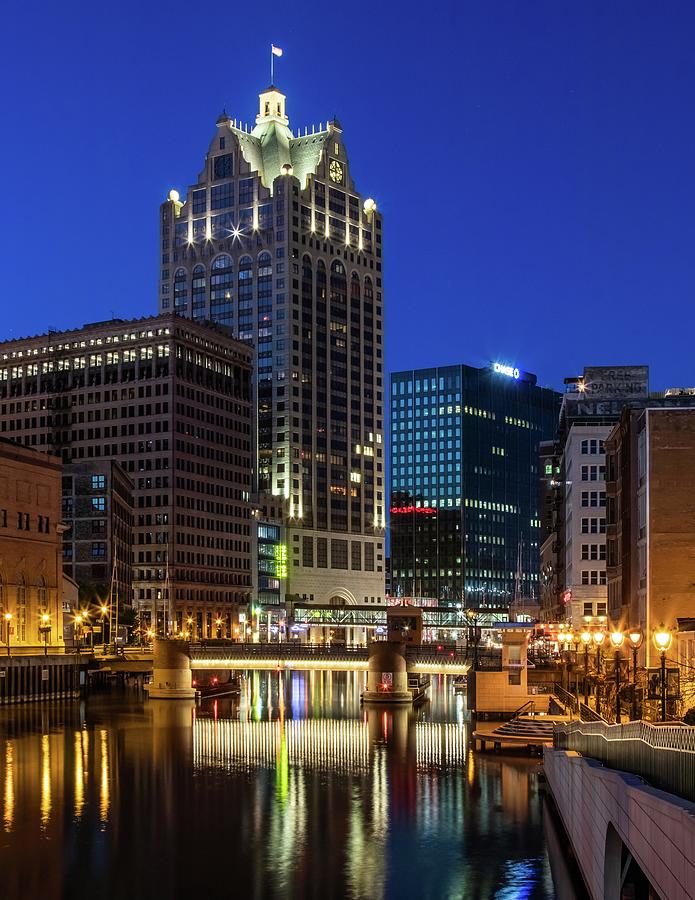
[0,673,564,900]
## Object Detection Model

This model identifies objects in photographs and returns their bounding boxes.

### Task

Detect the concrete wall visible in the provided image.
[545,747,695,900]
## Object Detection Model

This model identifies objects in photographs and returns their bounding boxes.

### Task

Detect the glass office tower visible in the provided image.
[390,363,560,609]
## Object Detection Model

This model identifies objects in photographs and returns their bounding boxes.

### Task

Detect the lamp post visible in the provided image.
[40,613,51,656]
[187,616,193,642]
[609,630,624,723]
[571,633,581,703]
[653,626,672,723]
[4,611,12,657]
[100,604,109,651]
[628,628,643,720]
[580,630,591,706]
[593,630,606,717]
[465,609,480,671]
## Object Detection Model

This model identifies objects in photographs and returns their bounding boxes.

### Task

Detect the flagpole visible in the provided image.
[271,45,274,84]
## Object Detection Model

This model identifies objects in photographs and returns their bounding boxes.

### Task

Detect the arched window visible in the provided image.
[212,254,232,270]
[364,276,374,302]
[210,257,233,325]
[316,260,327,302]
[174,268,188,310]
[330,259,347,306]
[16,574,26,642]
[258,252,272,310]
[350,273,361,302]
[192,265,206,319]
[237,256,254,340]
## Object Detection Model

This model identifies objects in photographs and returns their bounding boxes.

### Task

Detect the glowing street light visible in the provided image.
[4,611,12,657]
[40,612,51,657]
[610,631,625,723]
[653,626,673,722]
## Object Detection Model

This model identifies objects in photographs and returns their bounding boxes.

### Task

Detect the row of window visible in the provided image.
[581,491,606,508]
[0,510,51,533]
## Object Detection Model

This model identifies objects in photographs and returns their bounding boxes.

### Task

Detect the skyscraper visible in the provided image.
[390,363,560,608]
[0,314,253,637]
[159,85,386,606]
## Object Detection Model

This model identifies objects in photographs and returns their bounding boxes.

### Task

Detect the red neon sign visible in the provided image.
[389,506,436,515]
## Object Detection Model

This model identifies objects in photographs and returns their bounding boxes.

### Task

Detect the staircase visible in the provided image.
[490,715,556,742]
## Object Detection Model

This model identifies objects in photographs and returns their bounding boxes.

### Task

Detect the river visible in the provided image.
[0,671,581,899]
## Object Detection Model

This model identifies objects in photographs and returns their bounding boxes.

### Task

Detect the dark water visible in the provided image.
[0,671,573,900]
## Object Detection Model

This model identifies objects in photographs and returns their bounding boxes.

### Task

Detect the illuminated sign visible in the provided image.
[493,362,520,379]
[274,545,288,579]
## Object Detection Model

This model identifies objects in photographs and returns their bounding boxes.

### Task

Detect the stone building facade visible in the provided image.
[158,85,385,606]
[0,314,252,639]
[0,438,64,651]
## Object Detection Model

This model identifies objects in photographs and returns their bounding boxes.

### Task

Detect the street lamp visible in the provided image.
[215,617,222,639]
[609,630,624,723]
[100,604,109,650]
[465,608,480,671]
[580,630,592,706]
[593,630,606,717]
[4,611,12,657]
[40,613,51,657]
[653,626,672,723]
[628,628,643,720]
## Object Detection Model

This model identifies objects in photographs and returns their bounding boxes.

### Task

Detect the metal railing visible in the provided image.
[554,719,695,803]
[190,642,369,662]
[551,682,579,716]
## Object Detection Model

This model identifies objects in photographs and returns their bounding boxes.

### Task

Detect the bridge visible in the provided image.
[269,603,516,633]
[545,719,695,900]
[102,642,478,675]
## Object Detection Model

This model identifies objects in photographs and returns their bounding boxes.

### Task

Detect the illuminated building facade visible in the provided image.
[158,85,385,606]
[0,438,64,651]
[0,315,252,637]
[390,364,560,607]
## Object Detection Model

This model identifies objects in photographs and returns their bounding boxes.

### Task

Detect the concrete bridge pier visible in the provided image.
[362,641,411,703]
[146,638,196,700]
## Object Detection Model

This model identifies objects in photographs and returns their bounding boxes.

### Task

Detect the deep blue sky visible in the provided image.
[2,1,694,392]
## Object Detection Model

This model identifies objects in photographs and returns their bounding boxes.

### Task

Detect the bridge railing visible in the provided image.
[190,642,369,662]
[554,718,695,803]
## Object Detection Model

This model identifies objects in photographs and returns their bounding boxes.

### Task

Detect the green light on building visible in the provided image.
[274,545,288,579]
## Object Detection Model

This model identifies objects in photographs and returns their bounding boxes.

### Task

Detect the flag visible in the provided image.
[271,45,283,57]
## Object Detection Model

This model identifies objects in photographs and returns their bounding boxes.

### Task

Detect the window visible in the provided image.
[583,602,593,617]
[191,189,206,214]
[211,182,233,210]
[91,542,106,558]
[192,265,206,317]
[581,517,606,534]
[91,497,106,512]
[581,491,606,508]
[213,154,233,180]
[581,439,605,455]
[581,570,606,586]
[174,268,188,309]
[331,539,348,569]
[581,464,605,482]
[581,543,606,561]
[302,536,313,567]
[91,474,106,490]
[210,255,233,324]
[316,538,328,568]
[239,178,254,205]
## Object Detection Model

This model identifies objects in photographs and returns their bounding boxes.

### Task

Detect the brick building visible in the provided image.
[606,404,695,667]
[0,438,64,652]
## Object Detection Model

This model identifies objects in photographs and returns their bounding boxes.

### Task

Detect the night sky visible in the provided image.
[2,1,694,393]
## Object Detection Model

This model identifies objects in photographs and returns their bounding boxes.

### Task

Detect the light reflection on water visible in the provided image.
[0,671,564,899]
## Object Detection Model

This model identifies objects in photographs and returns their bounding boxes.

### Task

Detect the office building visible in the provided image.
[61,460,133,612]
[541,366,650,626]
[0,314,253,638]
[157,84,385,606]
[390,362,560,607]
[0,438,63,651]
